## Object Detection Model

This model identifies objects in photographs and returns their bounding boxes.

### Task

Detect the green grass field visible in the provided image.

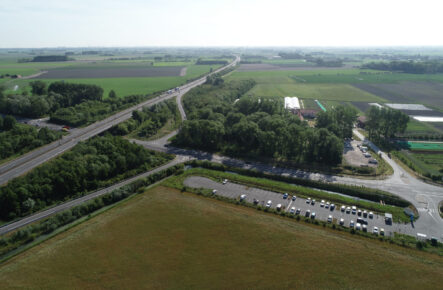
[0,186,441,289]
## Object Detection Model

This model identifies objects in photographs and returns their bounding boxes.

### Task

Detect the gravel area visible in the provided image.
[343,140,377,168]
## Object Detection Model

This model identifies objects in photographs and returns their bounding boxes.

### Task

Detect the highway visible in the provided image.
[0,56,239,186]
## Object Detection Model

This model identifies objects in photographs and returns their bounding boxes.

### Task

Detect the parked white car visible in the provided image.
[373,226,379,235]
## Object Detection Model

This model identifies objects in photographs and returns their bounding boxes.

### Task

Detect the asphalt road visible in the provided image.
[0,56,239,186]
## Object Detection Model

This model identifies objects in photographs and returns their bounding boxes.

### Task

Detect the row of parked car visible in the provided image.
[358,144,378,164]
[218,182,385,235]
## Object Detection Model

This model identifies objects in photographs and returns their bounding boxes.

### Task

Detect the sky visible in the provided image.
[1,0,443,48]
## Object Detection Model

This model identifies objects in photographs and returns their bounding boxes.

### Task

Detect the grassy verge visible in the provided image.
[164,167,411,223]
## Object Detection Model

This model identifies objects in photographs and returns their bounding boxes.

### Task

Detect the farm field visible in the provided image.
[37,66,185,78]
[246,83,385,102]
[5,64,219,97]
[398,151,443,177]
[229,68,443,84]
[300,98,318,110]
[354,82,443,111]
[404,119,443,135]
[0,186,441,289]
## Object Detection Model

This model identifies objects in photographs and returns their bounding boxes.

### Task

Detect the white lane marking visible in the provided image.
[286,200,293,212]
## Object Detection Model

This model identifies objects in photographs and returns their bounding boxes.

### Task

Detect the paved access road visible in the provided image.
[184,176,416,237]
[0,56,239,186]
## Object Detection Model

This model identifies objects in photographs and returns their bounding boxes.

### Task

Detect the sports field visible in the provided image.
[0,186,441,289]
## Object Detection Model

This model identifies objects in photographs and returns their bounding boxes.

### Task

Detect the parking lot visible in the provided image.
[343,139,378,168]
[183,176,418,237]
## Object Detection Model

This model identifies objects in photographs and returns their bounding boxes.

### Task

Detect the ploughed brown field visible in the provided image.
[0,186,441,289]
[37,66,185,79]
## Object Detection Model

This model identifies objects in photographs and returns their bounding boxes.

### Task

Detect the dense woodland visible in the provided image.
[174,80,345,165]
[365,106,409,143]
[109,99,179,137]
[0,115,62,161]
[0,135,173,221]
[362,60,443,74]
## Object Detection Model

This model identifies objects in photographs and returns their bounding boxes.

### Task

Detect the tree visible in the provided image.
[316,105,357,139]
[108,90,117,99]
[30,81,47,95]
[3,115,16,130]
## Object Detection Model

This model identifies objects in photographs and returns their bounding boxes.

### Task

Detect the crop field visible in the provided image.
[404,119,443,135]
[300,98,318,110]
[432,122,443,131]
[231,68,443,84]
[0,185,441,289]
[399,151,443,176]
[355,82,443,111]
[238,63,325,71]
[5,64,219,97]
[247,83,385,102]
[37,66,185,78]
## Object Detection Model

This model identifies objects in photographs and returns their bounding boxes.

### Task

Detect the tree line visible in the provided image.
[362,60,443,74]
[174,80,346,165]
[0,135,173,221]
[31,55,70,62]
